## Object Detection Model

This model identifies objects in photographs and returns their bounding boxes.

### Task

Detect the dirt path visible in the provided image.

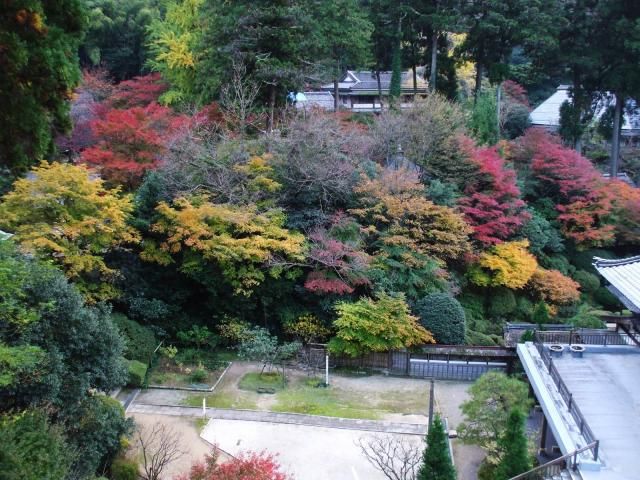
[129,413,213,479]
[435,381,486,480]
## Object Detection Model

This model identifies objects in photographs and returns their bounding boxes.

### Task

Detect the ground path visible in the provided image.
[128,402,427,435]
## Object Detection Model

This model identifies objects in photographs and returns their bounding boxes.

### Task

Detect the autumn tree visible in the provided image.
[177,449,291,480]
[329,292,434,357]
[351,168,472,263]
[141,196,305,295]
[528,268,580,308]
[459,145,528,246]
[81,102,185,187]
[526,131,615,247]
[0,0,85,174]
[110,73,169,109]
[147,0,203,105]
[0,162,139,301]
[357,434,423,480]
[304,214,370,295]
[136,422,185,480]
[468,240,538,289]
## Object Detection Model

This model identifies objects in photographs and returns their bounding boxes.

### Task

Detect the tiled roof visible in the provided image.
[593,256,640,313]
[321,70,428,94]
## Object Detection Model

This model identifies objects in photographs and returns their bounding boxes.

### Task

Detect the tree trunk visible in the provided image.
[474,62,483,104]
[611,92,623,179]
[333,78,339,113]
[376,70,383,112]
[496,82,502,139]
[575,137,582,154]
[430,31,438,92]
[268,84,276,132]
[412,63,417,97]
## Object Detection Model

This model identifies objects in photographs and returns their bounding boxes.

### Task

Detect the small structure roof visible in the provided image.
[593,256,640,313]
[0,230,13,241]
[295,91,335,110]
[321,70,428,95]
[530,85,640,135]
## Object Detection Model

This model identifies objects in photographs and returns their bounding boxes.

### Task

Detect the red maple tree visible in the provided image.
[80,103,186,187]
[177,450,291,480]
[459,145,529,245]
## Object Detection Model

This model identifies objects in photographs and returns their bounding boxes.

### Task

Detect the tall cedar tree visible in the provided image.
[0,0,85,174]
[417,415,456,480]
[495,409,531,480]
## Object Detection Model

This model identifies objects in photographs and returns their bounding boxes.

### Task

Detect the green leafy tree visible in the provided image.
[329,292,434,357]
[494,409,531,480]
[415,294,466,345]
[0,411,72,480]
[81,0,159,80]
[532,300,550,325]
[237,326,300,376]
[0,0,85,174]
[417,415,456,480]
[308,0,373,111]
[458,371,532,459]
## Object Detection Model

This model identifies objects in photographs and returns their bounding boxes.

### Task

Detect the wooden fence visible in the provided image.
[300,344,516,381]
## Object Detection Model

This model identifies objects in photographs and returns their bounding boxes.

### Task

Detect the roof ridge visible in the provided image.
[593,255,640,267]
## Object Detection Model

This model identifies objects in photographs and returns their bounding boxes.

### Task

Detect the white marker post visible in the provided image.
[202,397,206,416]
[325,354,329,386]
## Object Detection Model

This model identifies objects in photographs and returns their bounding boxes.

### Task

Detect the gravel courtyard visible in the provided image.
[201,418,424,480]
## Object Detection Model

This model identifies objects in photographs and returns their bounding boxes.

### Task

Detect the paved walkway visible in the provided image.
[128,403,427,435]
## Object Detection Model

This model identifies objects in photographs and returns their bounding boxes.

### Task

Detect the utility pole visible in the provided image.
[428,379,435,430]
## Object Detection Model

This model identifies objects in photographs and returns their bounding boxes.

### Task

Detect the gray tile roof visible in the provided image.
[321,70,428,94]
[594,256,640,313]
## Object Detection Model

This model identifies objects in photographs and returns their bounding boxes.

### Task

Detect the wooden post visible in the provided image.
[428,379,435,430]
[405,352,410,375]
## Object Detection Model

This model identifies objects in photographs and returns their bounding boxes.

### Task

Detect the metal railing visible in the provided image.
[509,441,600,480]
[535,329,635,346]
[533,334,600,457]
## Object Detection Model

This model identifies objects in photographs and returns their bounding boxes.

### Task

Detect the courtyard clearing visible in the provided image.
[201,418,424,480]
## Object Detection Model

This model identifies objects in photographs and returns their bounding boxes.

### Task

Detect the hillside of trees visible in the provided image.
[1,1,639,478]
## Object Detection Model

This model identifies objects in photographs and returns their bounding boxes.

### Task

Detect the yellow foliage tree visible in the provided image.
[468,240,538,289]
[142,196,305,295]
[0,161,139,301]
[350,168,472,262]
[529,268,581,306]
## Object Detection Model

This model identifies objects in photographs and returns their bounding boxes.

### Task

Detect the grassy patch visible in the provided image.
[183,392,258,410]
[194,417,209,433]
[273,382,381,420]
[238,372,286,392]
[147,357,223,388]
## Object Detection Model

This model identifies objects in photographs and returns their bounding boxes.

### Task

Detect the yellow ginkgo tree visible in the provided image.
[0,161,139,301]
[141,196,305,295]
[468,240,538,289]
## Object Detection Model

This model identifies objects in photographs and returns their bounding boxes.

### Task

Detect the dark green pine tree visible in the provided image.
[388,35,403,106]
[495,409,531,480]
[0,0,85,175]
[417,415,456,480]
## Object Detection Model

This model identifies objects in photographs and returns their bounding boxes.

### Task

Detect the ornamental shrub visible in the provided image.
[573,270,600,294]
[126,360,148,388]
[111,458,138,480]
[112,314,156,363]
[488,289,517,317]
[593,287,623,312]
[465,330,498,346]
[415,293,466,345]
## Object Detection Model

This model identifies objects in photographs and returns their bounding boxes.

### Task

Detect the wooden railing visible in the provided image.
[509,441,600,480]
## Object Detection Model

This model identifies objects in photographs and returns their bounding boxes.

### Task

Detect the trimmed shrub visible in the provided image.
[488,288,517,317]
[514,297,534,322]
[415,294,466,345]
[126,360,148,388]
[573,270,600,294]
[570,248,616,274]
[190,368,207,383]
[593,287,623,312]
[111,458,138,480]
[539,253,572,275]
[465,329,497,346]
[532,301,550,325]
[112,313,156,363]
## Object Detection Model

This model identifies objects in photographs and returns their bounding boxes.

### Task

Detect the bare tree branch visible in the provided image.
[136,422,185,480]
[357,435,422,480]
